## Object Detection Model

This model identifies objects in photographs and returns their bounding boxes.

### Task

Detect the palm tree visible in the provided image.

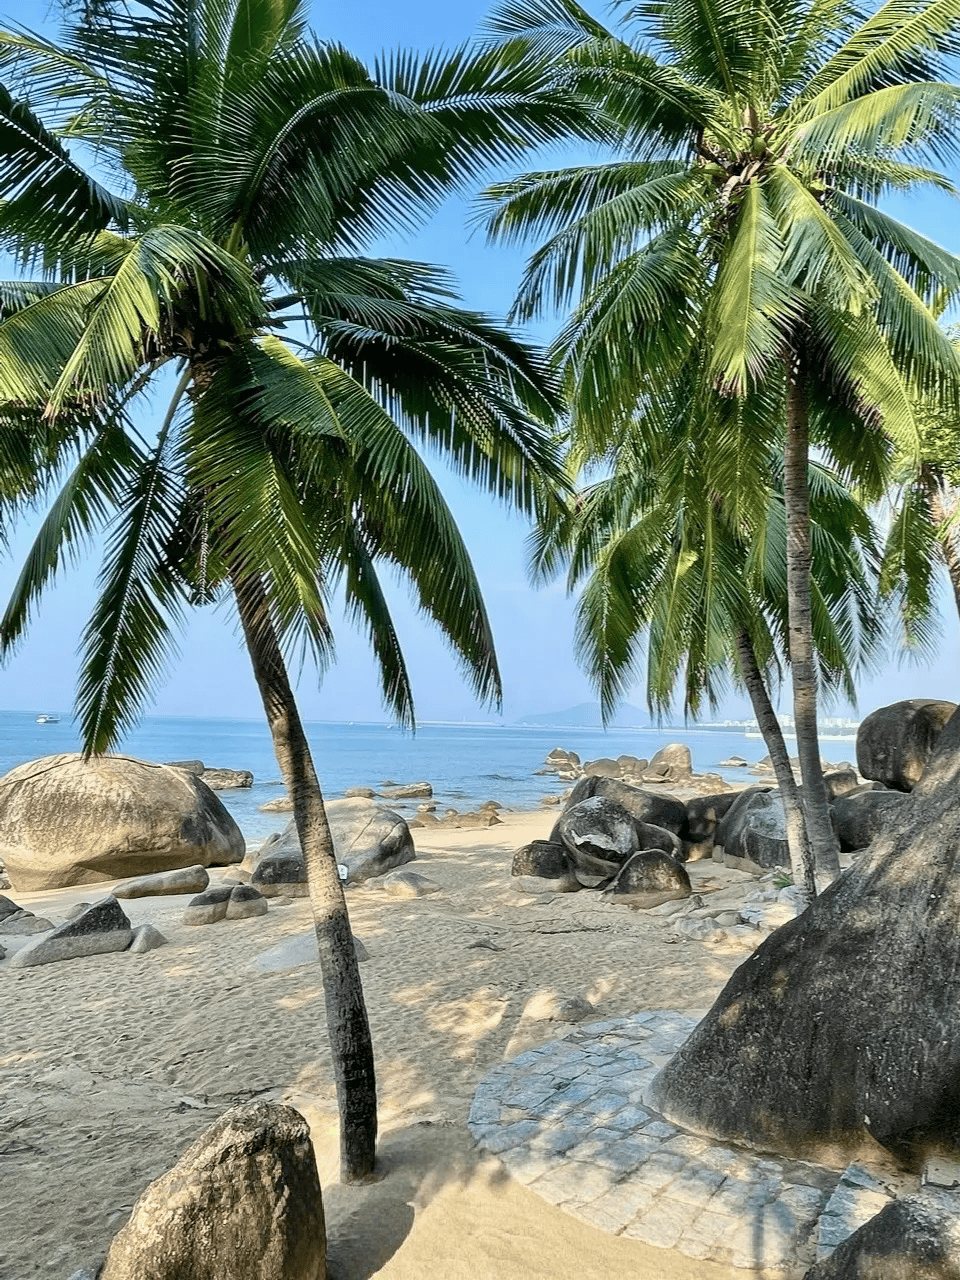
[0,0,585,1180]
[481,0,960,875]
[531,379,886,901]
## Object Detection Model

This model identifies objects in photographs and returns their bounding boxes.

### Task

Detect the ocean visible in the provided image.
[0,711,858,844]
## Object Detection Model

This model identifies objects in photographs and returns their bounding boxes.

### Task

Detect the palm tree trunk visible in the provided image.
[231,570,377,1182]
[920,467,960,622]
[735,628,815,904]
[783,360,841,878]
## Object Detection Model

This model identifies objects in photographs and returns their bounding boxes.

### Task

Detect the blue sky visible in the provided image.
[0,0,958,728]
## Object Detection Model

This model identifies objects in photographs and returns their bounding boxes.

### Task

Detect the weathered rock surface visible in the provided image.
[377,782,432,800]
[9,896,132,968]
[99,1101,325,1280]
[552,797,639,879]
[114,865,210,899]
[644,742,693,782]
[833,789,910,852]
[183,886,233,925]
[564,776,688,835]
[804,1189,960,1279]
[822,769,861,801]
[603,850,692,907]
[580,757,621,779]
[165,759,205,775]
[225,884,268,919]
[343,787,376,799]
[511,840,571,880]
[0,893,17,921]
[259,795,293,812]
[128,923,168,954]
[650,707,960,1168]
[380,870,440,899]
[249,798,414,887]
[0,910,54,934]
[201,768,254,790]
[0,754,244,891]
[857,699,957,792]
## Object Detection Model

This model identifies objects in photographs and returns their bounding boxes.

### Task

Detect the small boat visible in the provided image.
[35,714,60,724]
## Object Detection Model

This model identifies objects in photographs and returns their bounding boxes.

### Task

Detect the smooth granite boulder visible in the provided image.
[822,768,861,801]
[603,850,692,907]
[9,896,132,967]
[552,796,639,879]
[114,865,210,898]
[99,1101,325,1280]
[857,699,957,792]
[833,789,911,852]
[129,923,168,954]
[564,776,688,835]
[644,742,693,782]
[183,886,233,925]
[633,821,683,860]
[803,1190,960,1279]
[650,708,960,1169]
[201,768,253,790]
[0,754,244,891]
[249,798,414,887]
[714,785,773,853]
[377,782,432,800]
[511,840,570,879]
[224,884,268,920]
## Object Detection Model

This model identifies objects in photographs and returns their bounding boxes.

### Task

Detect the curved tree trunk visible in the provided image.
[735,628,815,905]
[232,570,377,1182]
[783,363,841,878]
[920,466,960,622]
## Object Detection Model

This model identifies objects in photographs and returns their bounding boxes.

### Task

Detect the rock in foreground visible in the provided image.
[250,797,414,888]
[100,1101,325,1280]
[804,1189,960,1279]
[0,754,244,891]
[857,699,957,792]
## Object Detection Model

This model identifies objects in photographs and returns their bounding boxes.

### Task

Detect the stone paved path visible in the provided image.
[468,1012,907,1273]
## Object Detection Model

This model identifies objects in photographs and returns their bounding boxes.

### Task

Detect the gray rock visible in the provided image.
[823,769,861,801]
[833,789,911,851]
[165,759,204,775]
[804,1189,960,1278]
[645,742,694,782]
[252,855,310,896]
[0,911,54,934]
[129,923,168,954]
[64,901,93,920]
[380,870,440,898]
[0,892,20,920]
[685,792,741,844]
[99,1101,325,1280]
[201,768,253,790]
[581,757,622,779]
[183,886,233,925]
[511,840,571,879]
[225,884,268,919]
[377,782,432,800]
[9,896,132,967]
[250,798,415,886]
[857,698,957,792]
[0,753,244,892]
[716,788,789,870]
[564,776,688,835]
[343,787,376,799]
[604,850,691,907]
[633,822,683,860]
[552,796,640,878]
[512,873,582,894]
[114,865,210,899]
[259,795,294,812]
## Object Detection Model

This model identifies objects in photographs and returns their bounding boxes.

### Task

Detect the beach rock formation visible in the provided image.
[833,789,910,852]
[603,850,692,907]
[114,865,210,898]
[803,1189,960,1279]
[225,884,268,919]
[564,776,688,835]
[822,768,861,800]
[378,782,432,800]
[684,792,741,860]
[259,794,294,812]
[0,754,244,891]
[165,759,205,775]
[717,790,790,872]
[580,757,621,779]
[650,706,960,1169]
[250,797,414,889]
[200,768,254,790]
[9,896,132,968]
[552,796,640,881]
[343,786,376,799]
[99,1101,325,1280]
[856,698,957,792]
[129,923,168,953]
[644,743,693,782]
[183,886,233,925]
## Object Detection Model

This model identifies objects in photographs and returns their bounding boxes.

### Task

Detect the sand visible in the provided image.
[1,807,763,1280]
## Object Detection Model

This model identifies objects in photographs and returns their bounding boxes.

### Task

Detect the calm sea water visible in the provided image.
[0,711,857,844]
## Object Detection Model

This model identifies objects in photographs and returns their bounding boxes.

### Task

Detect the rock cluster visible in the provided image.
[538,744,725,792]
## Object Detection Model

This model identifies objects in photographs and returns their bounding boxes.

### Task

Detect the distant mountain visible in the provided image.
[515,701,649,728]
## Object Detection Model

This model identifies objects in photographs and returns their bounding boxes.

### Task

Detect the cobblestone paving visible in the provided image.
[469,1012,902,1273]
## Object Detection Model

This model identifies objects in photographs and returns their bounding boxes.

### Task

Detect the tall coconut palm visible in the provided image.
[0,0,587,1179]
[482,0,960,874]
[531,378,887,900]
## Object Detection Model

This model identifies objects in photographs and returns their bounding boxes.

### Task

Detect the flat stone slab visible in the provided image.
[468,1012,910,1272]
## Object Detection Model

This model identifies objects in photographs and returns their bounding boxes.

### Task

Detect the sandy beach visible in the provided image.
[2,806,765,1280]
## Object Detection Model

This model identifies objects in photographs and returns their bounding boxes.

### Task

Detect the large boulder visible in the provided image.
[201,768,253,790]
[564,776,688,835]
[603,850,692,907]
[249,798,414,887]
[99,1101,325,1280]
[649,706,960,1169]
[685,792,741,859]
[551,796,639,879]
[833,789,911,852]
[857,699,957,792]
[715,789,789,871]
[803,1190,960,1279]
[0,754,244,892]
[644,742,693,782]
[9,896,132,968]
